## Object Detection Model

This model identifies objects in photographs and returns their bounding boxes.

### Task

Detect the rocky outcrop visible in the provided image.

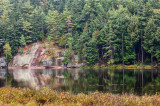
[9,42,82,68]
[9,43,41,67]
[0,57,7,68]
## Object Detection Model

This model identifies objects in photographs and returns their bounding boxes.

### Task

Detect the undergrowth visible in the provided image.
[0,87,160,106]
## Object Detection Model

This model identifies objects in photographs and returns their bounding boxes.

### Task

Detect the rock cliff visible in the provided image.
[9,42,82,68]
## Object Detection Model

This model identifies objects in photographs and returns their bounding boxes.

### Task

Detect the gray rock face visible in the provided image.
[9,44,40,67]
[41,59,53,66]
[0,57,7,68]
[9,42,83,68]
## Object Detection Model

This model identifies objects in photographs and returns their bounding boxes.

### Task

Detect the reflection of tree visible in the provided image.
[71,69,138,94]
[62,69,99,94]
[0,69,14,87]
[0,69,7,87]
[77,69,99,93]
[63,69,74,92]
[101,69,115,93]
[63,69,71,78]
[143,70,160,95]
[5,69,13,87]
[124,70,136,93]
[106,69,136,94]
[85,69,98,86]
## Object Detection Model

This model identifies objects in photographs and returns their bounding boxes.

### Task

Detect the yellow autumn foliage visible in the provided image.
[0,87,160,106]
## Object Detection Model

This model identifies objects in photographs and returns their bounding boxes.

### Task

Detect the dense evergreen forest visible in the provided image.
[0,0,160,65]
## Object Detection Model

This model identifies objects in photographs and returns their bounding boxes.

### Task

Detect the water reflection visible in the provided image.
[12,69,48,89]
[0,69,6,87]
[0,69,160,95]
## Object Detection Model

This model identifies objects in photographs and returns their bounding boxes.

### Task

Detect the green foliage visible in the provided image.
[47,35,52,43]
[46,35,55,57]
[57,35,67,47]
[62,48,74,66]
[107,59,115,65]
[0,0,160,65]
[124,49,136,65]
[3,42,12,63]
[84,40,98,66]
[19,48,24,55]
[20,35,26,46]
[46,10,61,40]
[48,48,54,57]
[62,57,70,67]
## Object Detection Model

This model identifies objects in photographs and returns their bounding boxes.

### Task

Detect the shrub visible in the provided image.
[0,88,160,105]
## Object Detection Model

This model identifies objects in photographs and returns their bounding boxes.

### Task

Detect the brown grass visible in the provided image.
[0,87,160,106]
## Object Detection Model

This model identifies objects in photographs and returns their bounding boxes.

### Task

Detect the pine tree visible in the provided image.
[20,35,26,47]
[143,17,156,64]
[103,20,116,64]
[46,10,61,40]
[3,42,12,63]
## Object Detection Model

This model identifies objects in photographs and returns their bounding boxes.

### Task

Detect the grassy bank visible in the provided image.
[81,64,158,70]
[0,88,160,106]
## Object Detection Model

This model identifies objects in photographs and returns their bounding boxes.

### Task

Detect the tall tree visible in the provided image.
[3,42,12,63]
[143,17,156,64]
[46,9,61,40]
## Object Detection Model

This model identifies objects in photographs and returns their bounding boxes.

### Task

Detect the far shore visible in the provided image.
[8,66,68,70]
[7,64,160,70]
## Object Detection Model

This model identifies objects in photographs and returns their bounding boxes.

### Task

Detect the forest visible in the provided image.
[0,0,160,66]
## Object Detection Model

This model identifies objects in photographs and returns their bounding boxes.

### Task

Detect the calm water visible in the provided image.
[0,68,160,95]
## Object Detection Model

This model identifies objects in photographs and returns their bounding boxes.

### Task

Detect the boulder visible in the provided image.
[0,57,7,68]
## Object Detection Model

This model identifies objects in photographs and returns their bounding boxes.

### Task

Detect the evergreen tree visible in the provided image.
[3,42,12,63]
[84,39,98,66]
[0,0,160,65]
[20,35,26,47]
[46,9,61,40]
[143,17,157,64]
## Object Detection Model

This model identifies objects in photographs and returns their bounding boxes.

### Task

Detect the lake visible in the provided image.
[0,68,160,95]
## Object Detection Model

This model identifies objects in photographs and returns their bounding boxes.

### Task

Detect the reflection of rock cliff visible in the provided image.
[10,69,81,89]
[9,42,82,68]
[11,69,51,89]
[0,69,6,79]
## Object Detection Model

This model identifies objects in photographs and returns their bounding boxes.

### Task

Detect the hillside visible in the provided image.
[0,0,160,66]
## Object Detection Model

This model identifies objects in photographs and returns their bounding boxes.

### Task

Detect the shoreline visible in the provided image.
[8,66,68,70]
[7,65,160,70]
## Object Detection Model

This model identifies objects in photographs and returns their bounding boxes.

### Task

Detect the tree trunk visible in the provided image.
[122,33,124,67]
[42,19,44,34]
[123,68,125,94]
[134,46,135,65]
[142,69,143,95]
[151,54,153,66]
[110,43,114,65]
[141,30,143,66]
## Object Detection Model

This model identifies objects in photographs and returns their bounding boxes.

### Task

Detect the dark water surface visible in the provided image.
[0,69,160,95]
